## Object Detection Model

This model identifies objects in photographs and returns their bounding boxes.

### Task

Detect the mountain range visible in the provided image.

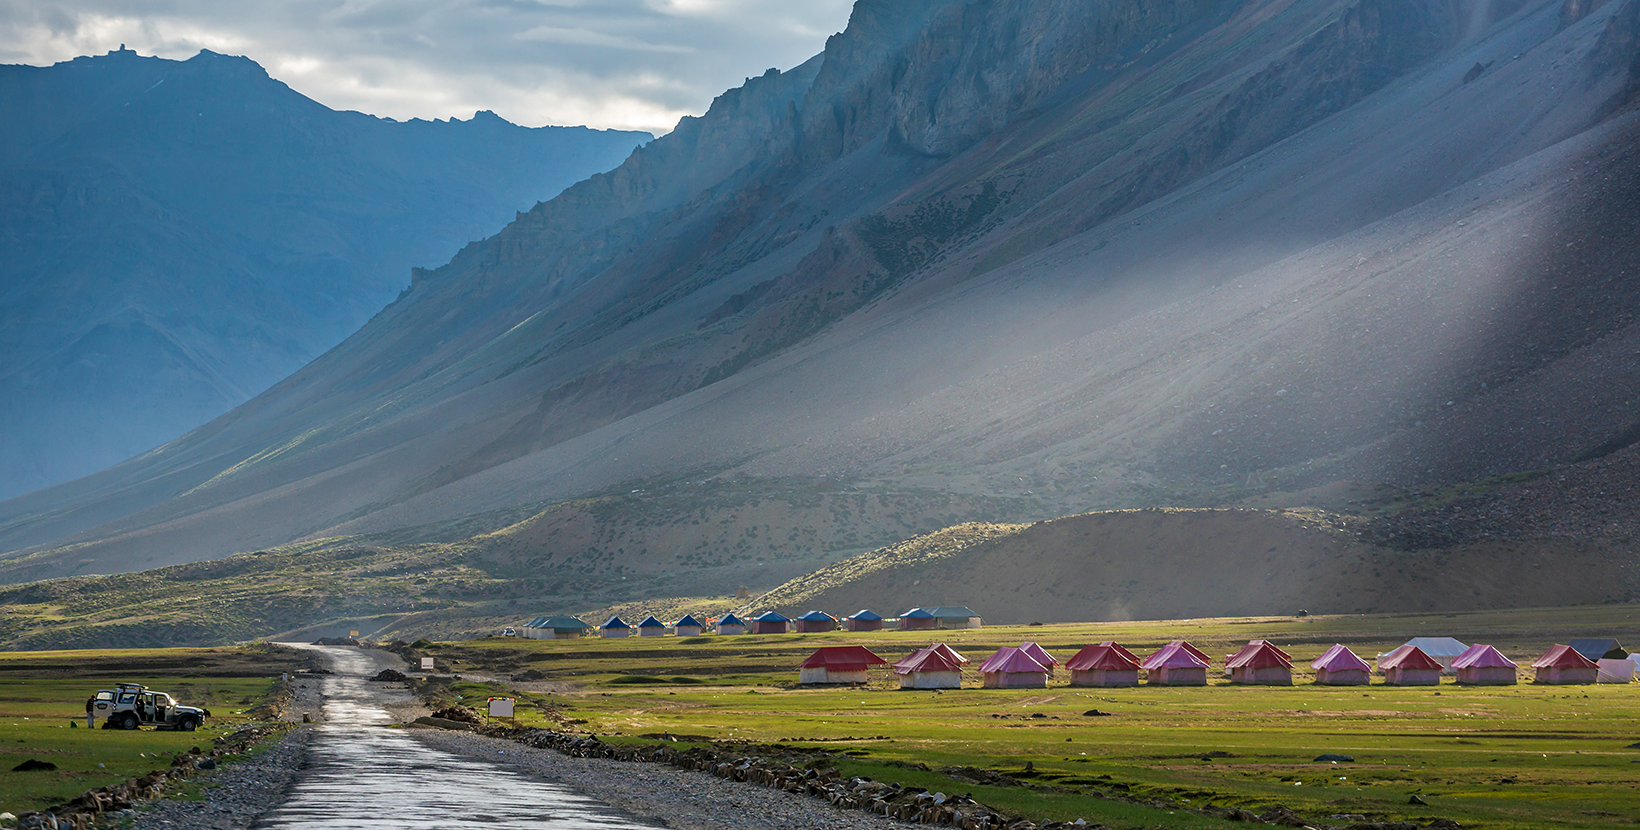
[1,0,1638,636]
[0,48,648,500]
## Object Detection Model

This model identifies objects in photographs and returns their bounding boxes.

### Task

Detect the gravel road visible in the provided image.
[122,728,312,830]
[118,645,899,830]
[409,729,903,830]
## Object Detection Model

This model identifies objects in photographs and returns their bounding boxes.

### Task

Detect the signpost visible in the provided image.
[420,657,436,671]
[488,697,516,728]
[348,630,360,638]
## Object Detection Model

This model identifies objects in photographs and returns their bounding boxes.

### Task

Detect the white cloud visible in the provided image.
[0,0,857,134]
[513,24,695,53]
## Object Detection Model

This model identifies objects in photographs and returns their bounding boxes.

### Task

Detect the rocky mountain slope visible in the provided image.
[2,0,1638,626]
[0,48,647,499]
[751,506,1636,624]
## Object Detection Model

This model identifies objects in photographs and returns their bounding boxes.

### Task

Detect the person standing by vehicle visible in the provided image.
[85,696,95,729]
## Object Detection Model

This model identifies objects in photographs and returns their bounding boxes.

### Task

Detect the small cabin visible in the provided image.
[894,644,968,689]
[751,611,791,634]
[1310,644,1371,686]
[1225,640,1293,685]
[845,610,884,632]
[1066,642,1141,687]
[799,646,887,684]
[1452,644,1517,686]
[794,611,837,633]
[537,616,592,640]
[979,646,1050,688]
[673,614,705,637]
[599,616,633,639]
[1141,641,1209,686]
[715,613,748,636]
[1532,644,1598,684]
[926,606,982,629]
[636,616,667,637]
[1379,645,1442,685]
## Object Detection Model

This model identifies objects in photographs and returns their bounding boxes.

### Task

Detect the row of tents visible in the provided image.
[797,637,1638,688]
[517,607,982,639]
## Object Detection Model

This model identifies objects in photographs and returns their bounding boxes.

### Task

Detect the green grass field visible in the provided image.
[0,645,308,814]
[415,605,1640,829]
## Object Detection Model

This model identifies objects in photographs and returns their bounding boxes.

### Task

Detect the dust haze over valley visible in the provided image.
[3,0,1640,645]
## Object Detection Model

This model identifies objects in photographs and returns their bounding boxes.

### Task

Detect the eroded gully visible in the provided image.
[253,645,661,830]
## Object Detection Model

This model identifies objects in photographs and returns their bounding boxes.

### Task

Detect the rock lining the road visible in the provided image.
[119,728,312,830]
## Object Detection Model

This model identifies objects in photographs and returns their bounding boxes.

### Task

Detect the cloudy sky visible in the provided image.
[0,0,857,134]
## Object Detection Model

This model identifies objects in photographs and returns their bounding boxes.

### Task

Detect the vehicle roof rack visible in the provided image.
[114,682,149,690]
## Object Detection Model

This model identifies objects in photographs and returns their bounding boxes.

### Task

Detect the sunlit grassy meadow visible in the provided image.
[418,606,1640,829]
[0,645,306,814]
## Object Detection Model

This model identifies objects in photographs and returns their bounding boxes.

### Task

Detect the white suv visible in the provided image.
[93,683,210,731]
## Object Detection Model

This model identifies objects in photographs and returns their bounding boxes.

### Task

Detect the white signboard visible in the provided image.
[488,698,515,718]
[420,657,435,671]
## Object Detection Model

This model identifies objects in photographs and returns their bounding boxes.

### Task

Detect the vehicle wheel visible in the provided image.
[179,717,198,732]
[119,713,139,730]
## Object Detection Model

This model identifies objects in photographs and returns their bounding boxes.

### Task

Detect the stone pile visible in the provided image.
[14,725,285,830]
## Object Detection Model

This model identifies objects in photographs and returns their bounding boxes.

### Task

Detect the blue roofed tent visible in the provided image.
[674,614,706,636]
[752,611,791,634]
[600,616,633,638]
[846,609,884,632]
[795,610,837,632]
[899,608,937,630]
[717,613,748,635]
[637,615,667,637]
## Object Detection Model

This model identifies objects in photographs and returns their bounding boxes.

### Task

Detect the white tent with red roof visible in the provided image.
[894,644,969,689]
[1379,645,1443,685]
[1532,645,1598,685]
[1225,640,1293,685]
[799,645,887,684]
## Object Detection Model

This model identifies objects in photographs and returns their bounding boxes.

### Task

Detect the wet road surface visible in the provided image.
[253,646,663,830]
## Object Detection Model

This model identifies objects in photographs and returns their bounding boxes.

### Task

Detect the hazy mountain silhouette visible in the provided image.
[2,0,1638,595]
[0,48,648,499]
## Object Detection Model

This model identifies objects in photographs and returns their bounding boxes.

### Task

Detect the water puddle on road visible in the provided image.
[253,647,661,830]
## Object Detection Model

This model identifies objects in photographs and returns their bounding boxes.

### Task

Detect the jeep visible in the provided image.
[93,683,210,731]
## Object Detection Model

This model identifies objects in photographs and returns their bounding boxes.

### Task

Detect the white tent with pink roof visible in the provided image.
[979,647,1050,688]
[1310,644,1372,686]
[1018,642,1059,676]
[1141,642,1209,686]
